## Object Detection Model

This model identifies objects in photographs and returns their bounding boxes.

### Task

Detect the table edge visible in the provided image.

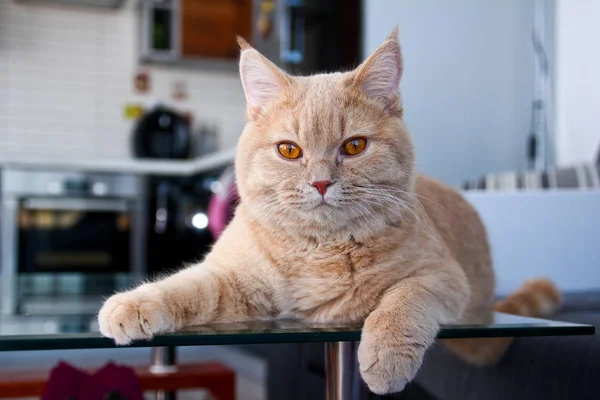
[0,322,594,352]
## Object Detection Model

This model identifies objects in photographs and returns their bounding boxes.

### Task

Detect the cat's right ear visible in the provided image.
[352,27,403,109]
[237,37,291,120]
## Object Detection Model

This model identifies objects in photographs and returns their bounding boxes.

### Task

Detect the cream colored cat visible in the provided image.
[98,29,561,394]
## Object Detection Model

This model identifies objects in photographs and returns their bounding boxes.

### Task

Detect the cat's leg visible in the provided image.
[98,262,275,345]
[358,260,470,395]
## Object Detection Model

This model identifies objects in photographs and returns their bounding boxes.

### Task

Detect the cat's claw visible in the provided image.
[97,289,173,345]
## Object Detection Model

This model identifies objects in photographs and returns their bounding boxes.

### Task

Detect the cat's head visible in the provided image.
[234,29,415,240]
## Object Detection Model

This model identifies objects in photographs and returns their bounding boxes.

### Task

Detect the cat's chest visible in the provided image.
[277,241,393,323]
[304,240,374,272]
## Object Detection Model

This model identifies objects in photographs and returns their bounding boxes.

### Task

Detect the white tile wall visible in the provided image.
[0,0,247,160]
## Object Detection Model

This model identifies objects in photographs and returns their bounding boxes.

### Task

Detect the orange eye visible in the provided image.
[277,142,303,159]
[341,138,367,156]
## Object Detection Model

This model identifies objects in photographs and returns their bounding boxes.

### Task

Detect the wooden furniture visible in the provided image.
[180,0,252,60]
[0,362,235,400]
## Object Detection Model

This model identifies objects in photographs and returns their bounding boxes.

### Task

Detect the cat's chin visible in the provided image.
[294,203,343,220]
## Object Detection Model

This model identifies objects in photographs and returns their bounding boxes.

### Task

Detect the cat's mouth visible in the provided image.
[301,191,342,211]
[313,197,337,209]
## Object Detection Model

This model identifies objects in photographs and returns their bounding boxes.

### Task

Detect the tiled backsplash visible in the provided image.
[0,0,247,160]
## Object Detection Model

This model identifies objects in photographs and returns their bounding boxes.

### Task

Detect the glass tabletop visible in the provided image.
[0,312,593,352]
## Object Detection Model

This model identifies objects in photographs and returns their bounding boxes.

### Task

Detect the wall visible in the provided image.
[0,0,247,161]
[555,0,600,166]
[363,0,539,185]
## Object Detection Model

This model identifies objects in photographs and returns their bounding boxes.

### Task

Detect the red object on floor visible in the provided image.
[41,361,144,400]
[1,362,236,400]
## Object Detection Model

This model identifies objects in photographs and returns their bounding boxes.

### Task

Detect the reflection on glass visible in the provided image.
[0,313,593,353]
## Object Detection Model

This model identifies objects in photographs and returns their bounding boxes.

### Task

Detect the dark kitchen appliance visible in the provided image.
[144,166,230,279]
[251,0,362,74]
[132,106,192,160]
[0,169,146,316]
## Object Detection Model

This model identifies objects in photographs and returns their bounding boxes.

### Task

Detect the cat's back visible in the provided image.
[414,174,495,315]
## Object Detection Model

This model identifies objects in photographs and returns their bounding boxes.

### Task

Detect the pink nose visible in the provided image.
[311,180,333,196]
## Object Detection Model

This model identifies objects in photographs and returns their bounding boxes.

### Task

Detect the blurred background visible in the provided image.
[0,0,599,399]
[3,0,599,181]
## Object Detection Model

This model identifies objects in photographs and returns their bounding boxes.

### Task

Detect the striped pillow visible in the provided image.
[462,163,600,191]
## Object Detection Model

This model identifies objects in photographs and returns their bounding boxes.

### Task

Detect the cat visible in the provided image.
[98,28,561,394]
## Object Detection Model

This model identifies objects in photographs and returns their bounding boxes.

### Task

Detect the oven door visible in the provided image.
[17,197,133,274]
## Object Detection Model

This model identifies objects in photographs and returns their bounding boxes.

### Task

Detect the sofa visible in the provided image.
[401,159,600,400]
[410,299,600,400]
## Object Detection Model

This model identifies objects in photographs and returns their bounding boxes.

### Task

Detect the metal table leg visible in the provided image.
[326,341,369,400]
[151,346,178,400]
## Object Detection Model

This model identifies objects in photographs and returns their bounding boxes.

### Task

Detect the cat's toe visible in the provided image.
[359,360,409,395]
[358,342,422,395]
[98,291,172,345]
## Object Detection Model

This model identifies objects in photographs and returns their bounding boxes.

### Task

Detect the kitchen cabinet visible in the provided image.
[180,0,252,60]
[140,0,252,67]
[140,0,360,73]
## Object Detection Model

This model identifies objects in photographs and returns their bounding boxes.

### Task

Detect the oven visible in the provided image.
[1,169,146,316]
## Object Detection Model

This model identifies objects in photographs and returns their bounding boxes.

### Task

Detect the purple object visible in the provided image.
[207,166,239,239]
[41,361,144,400]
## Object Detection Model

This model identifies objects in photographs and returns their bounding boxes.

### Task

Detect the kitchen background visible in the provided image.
[1,0,361,315]
[0,0,248,160]
[2,0,597,180]
[0,0,360,399]
[1,0,599,399]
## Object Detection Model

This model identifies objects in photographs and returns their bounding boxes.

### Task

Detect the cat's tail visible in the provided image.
[493,278,562,317]
[441,278,562,366]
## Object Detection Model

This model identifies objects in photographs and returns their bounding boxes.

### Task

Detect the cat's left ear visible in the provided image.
[353,27,403,107]
[237,37,292,119]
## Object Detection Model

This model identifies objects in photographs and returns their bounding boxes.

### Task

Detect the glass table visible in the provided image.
[0,312,594,400]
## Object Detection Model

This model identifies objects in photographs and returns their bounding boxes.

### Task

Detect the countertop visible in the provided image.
[0,148,236,176]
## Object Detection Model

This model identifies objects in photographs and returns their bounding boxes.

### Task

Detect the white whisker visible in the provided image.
[358,183,450,214]
[354,189,438,241]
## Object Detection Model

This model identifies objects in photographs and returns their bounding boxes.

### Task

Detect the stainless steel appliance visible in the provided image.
[1,169,146,316]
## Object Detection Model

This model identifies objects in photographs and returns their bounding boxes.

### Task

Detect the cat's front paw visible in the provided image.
[98,288,173,345]
[358,326,431,395]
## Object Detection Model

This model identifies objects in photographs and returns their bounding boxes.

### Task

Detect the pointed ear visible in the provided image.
[353,27,403,106]
[237,37,291,119]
